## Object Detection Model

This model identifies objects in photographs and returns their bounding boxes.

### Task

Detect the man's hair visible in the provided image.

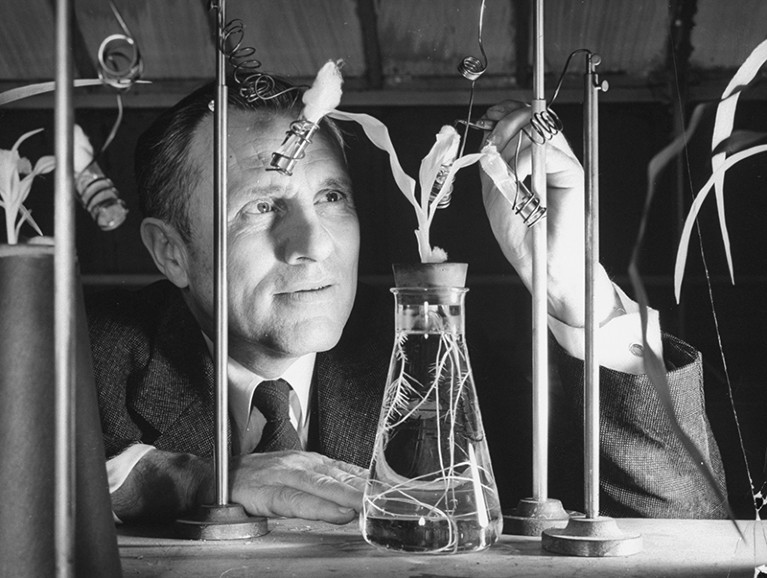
[135,76,345,242]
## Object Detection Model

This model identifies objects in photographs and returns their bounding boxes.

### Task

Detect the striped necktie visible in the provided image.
[251,379,302,452]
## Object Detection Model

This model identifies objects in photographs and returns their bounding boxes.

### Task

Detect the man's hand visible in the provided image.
[227,451,367,524]
[112,448,366,525]
[478,101,616,327]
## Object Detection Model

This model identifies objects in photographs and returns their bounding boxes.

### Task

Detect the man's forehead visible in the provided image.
[227,113,290,170]
[228,147,273,172]
[190,110,346,175]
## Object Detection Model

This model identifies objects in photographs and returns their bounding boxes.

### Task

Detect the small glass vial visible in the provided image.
[74,164,128,231]
[269,118,320,176]
[361,263,502,554]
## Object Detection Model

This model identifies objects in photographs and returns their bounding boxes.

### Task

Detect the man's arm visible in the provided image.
[556,334,728,519]
[111,449,212,521]
[111,448,366,524]
[477,101,729,517]
[88,284,366,524]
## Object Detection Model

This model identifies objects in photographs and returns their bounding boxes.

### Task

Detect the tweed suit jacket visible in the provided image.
[88,280,389,468]
[87,280,728,519]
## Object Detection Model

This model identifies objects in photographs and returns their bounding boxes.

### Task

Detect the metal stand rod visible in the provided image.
[541,53,641,557]
[175,0,267,539]
[504,0,570,536]
[530,0,549,507]
[54,0,76,574]
[583,51,600,519]
[213,0,229,508]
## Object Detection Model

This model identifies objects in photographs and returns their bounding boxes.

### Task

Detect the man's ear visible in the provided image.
[140,218,190,289]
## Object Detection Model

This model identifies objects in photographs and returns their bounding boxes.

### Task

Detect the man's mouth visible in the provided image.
[284,282,332,293]
[294,284,331,293]
[276,283,335,300]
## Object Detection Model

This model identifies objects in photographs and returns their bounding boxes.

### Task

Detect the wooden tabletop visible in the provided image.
[119,517,766,577]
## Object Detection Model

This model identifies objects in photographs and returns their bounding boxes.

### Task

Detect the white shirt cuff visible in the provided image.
[548,285,664,375]
[107,443,156,494]
[106,443,156,523]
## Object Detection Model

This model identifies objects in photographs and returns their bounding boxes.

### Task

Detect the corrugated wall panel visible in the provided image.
[545,0,668,76]
[0,0,55,80]
[690,0,767,70]
[232,0,366,79]
[377,0,516,80]
[75,0,214,81]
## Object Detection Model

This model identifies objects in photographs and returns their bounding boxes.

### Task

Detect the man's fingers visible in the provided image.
[284,452,367,494]
[322,454,368,478]
[243,485,359,524]
[312,454,368,491]
[484,109,532,151]
[289,468,364,509]
[229,451,367,523]
[481,100,529,120]
[495,133,582,188]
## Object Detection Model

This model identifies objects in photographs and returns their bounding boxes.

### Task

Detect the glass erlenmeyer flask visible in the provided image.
[361,263,502,554]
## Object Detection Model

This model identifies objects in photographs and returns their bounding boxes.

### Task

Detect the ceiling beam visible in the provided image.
[3,75,760,110]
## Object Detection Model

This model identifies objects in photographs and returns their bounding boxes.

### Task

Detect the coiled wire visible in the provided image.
[503,50,596,226]
[429,0,489,210]
[522,48,593,144]
[217,16,301,104]
[522,108,563,145]
[97,0,143,91]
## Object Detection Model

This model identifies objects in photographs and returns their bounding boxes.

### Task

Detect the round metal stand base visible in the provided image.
[175,504,269,541]
[541,516,642,557]
[502,497,576,536]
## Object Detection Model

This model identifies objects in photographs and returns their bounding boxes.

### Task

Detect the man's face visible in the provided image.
[182,110,360,374]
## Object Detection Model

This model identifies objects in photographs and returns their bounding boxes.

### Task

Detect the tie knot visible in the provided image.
[252,379,292,420]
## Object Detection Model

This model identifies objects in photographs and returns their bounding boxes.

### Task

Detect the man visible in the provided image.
[88,77,728,524]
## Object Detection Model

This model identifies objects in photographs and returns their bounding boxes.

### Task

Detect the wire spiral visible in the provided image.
[429,0,489,210]
[97,1,143,91]
[521,48,594,145]
[219,17,300,104]
[522,108,564,145]
[457,0,488,83]
[457,54,487,82]
[512,181,547,227]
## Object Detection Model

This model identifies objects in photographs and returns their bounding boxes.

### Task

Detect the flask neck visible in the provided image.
[391,287,467,334]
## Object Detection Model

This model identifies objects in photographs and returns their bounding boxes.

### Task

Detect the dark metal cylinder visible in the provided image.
[0,246,122,577]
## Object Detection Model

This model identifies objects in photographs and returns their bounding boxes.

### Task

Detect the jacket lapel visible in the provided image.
[313,347,387,467]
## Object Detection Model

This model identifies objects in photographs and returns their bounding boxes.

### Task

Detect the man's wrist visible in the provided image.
[598,289,627,327]
[547,267,620,328]
[548,283,664,375]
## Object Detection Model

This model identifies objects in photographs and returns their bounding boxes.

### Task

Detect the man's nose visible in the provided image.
[280,207,334,264]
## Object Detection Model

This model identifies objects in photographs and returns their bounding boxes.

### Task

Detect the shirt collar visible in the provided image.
[228,351,316,436]
[201,333,315,438]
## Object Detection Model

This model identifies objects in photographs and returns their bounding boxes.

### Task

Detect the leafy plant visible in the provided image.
[0,129,55,244]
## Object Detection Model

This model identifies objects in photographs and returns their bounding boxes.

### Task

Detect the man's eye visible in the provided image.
[250,200,273,213]
[318,190,347,203]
